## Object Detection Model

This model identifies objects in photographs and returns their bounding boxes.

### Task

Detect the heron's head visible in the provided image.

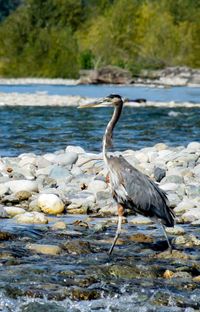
[78,94,123,108]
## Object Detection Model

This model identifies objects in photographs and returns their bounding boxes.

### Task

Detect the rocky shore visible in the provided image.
[1,143,200,310]
[0,66,200,87]
[1,142,200,236]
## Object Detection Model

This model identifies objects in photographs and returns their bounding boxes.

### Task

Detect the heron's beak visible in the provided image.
[78,97,112,108]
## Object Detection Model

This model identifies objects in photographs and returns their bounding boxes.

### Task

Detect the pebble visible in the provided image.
[4,206,26,217]
[52,152,78,166]
[27,243,61,255]
[181,208,200,223]
[51,221,67,230]
[38,194,65,215]
[14,212,48,224]
[129,216,152,225]
[165,225,185,235]
[5,180,38,193]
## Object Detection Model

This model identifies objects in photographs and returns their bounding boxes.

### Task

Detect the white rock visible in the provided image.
[43,153,56,162]
[18,156,36,167]
[52,152,78,166]
[27,243,61,255]
[14,212,48,224]
[165,225,185,235]
[187,142,200,150]
[4,206,26,217]
[182,208,200,223]
[154,143,168,151]
[0,184,9,196]
[38,193,64,214]
[193,164,200,177]
[129,216,152,225]
[174,199,195,215]
[88,180,107,193]
[134,151,149,163]
[160,183,178,192]
[66,145,85,154]
[5,180,38,193]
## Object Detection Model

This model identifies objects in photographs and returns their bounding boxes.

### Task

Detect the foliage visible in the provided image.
[0,0,199,77]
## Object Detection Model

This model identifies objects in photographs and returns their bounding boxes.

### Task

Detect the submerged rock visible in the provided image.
[14,211,48,224]
[27,243,61,255]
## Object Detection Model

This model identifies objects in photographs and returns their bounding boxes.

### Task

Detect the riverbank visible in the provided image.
[0,92,200,107]
[0,143,200,310]
[0,67,200,87]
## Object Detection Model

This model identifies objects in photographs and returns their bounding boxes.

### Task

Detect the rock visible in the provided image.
[163,270,174,279]
[129,233,154,243]
[80,66,132,84]
[52,152,78,166]
[4,206,26,217]
[193,164,200,177]
[165,225,185,235]
[71,287,100,300]
[28,198,40,212]
[49,166,72,183]
[129,216,152,225]
[0,184,9,196]
[155,143,168,151]
[193,275,200,283]
[154,167,166,182]
[155,250,189,260]
[51,221,67,230]
[187,142,200,150]
[87,180,107,193]
[162,175,183,184]
[65,145,85,154]
[14,212,48,224]
[38,194,65,215]
[15,191,32,201]
[167,193,182,207]
[27,243,61,255]
[62,240,91,255]
[0,205,8,218]
[5,180,38,193]
[185,184,200,198]
[160,183,179,192]
[173,234,200,247]
[174,199,195,215]
[181,208,200,223]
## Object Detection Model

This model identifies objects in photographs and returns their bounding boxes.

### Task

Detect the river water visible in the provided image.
[0,84,200,311]
[0,85,200,157]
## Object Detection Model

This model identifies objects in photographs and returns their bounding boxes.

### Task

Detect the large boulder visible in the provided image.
[79,66,132,84]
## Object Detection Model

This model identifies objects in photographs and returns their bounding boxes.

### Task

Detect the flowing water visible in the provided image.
[0,84,200,311]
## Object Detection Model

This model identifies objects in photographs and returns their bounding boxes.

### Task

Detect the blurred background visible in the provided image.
[0,0,199,78]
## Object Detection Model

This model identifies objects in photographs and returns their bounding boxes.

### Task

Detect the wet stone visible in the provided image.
[27,243,62,255]
[70,287,101,300]
[155,250,189,260]
[62,240,92,255]
[128,233,154,243]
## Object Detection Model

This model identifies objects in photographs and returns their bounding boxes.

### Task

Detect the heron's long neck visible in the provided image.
[102,102,123,163]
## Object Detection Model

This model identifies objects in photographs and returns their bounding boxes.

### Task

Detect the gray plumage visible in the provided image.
[108,155,174,227]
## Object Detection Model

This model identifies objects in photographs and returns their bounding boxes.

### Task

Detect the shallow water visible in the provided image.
[0,84,200,103]
[0,216,200,311]
[0,105,200,157]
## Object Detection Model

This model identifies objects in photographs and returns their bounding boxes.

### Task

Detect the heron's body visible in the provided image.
[107,155,174,227]
[80,94,175,254]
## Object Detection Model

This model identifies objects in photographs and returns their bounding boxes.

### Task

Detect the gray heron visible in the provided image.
[79,94,175,254]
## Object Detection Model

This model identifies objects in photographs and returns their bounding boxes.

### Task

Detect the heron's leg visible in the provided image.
[160,222,172,254]
[108,205,124,255]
